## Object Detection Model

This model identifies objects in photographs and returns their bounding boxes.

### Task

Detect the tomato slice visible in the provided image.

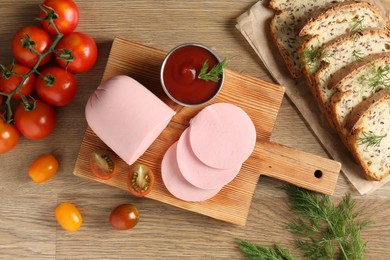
[90,150,117,180]
[127,164,155,197]
[109,204,139,230]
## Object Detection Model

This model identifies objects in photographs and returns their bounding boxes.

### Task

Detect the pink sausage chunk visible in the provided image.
[161,142,221,202]
[189,103,256,169]
[85,75,175,165]
[177,128,241,190]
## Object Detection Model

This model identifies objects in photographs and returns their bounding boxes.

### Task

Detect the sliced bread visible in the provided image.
[298,1,389,37]
[346,88,390,180]
[298,1,389,87]
[269,0,344,78]
[314,29,390,118]
[330,53,390,132]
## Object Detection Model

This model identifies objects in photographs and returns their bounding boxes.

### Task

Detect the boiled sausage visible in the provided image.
[86,75,175,165]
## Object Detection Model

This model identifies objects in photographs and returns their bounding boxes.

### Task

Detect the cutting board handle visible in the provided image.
[249,141,341,195]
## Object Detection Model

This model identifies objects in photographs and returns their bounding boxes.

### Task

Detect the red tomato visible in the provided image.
[0,95,2,105]
[14,100,56,140]
[90,150,117,180]
[29,154,59,183]
[35,67,77,106]
[0,119,19,154]
[39,0,79,35]
[55,32,97,73]
[12,26,52,68]
[0,64,36,99]
[55,202,82,232]
[109,204,139,230]
[127,164,155,197]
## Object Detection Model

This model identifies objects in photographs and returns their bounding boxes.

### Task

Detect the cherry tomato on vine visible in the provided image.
[35,67,77,106]
[0,119,19,154]
[90,150,117,180]
[39,0,79,35]
[28,154,59,183]
[14,100,56,140]
[55,202,82,232]
[12,25,52,68]
[55,32,97,73]
[0,63,36,99]
[109,204,139,230]
[127,164,155,197]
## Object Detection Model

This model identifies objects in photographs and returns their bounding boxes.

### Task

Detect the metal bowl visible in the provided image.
[160,43,224,107]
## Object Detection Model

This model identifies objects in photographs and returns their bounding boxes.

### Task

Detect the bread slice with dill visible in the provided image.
[330,53,390,134]
[313,29,390,120]
[346,88,390,181]
[268,0,344,78]
[297,1,389,87]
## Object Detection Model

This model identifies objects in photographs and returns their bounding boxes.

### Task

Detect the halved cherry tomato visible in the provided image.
[14,100,56,140]
[12,25,52,68]
[35,66,77,106]
[28,154,59,183]
[109,204,139,230]
[55,202,82,232]
[39,0,79,35]
[55,32,97,73]
[0,119,19,154]
[127,164,155,197]
[90,150,117,180]
[0,63,36,99]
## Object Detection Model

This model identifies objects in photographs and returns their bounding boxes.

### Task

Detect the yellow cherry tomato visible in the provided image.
[55,202,82,232]
[28,154,59,183]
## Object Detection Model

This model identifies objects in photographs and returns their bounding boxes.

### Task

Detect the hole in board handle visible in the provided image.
[314,170,323,179]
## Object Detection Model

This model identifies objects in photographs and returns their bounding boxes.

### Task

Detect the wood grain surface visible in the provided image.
[1,0,390,259]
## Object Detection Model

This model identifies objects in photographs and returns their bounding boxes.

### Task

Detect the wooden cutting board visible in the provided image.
[74,38,341,226]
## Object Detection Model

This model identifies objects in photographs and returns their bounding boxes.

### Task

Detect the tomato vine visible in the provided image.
[0,5,65,123]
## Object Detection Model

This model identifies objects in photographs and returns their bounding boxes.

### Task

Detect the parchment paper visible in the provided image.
[236,0,390,195]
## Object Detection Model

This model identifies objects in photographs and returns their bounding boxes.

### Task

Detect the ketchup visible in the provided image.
[162,45,221,105]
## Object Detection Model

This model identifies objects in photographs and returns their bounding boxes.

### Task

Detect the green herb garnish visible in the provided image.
[350,18,364,33]
[198,58,228,82]
[352,49,364,61]
[368,65,390,90]
[357,131,387,149]
[303,47,321,73]
[284,186,370,260]
[237,186,371,260]
[236,239,295,260]
[351,18,364,40]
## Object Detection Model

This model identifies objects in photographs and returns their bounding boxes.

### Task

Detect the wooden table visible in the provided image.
[1,1,389,259]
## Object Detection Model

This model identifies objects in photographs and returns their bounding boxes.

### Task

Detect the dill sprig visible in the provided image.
[357,131,387,149]
[351,18,364,40]
[352,49,364,61]
[236,239,295,260]
[303,47,321,73]
[368,65,390,90]
[237,186,371,260]
[350,18,363,33]
[198,58,228,82]
[284,185,371,260]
